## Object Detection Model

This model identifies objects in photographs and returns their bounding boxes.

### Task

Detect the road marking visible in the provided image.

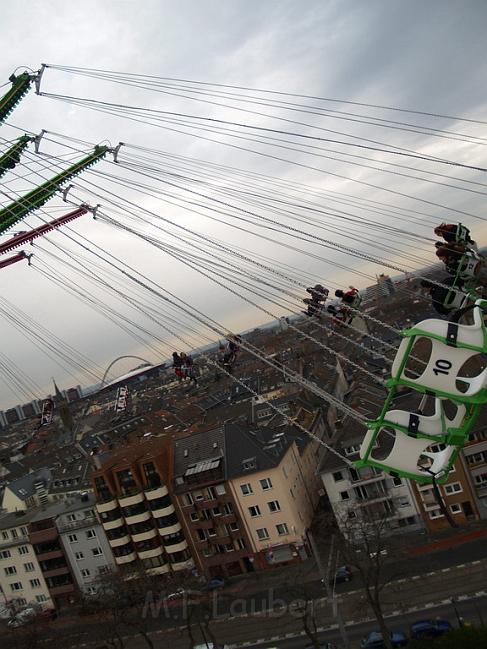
[441,568,451,572]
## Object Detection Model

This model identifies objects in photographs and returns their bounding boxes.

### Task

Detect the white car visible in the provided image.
[7,607,37,628]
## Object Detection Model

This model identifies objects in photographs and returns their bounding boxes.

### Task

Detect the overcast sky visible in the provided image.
[0,0,486,410]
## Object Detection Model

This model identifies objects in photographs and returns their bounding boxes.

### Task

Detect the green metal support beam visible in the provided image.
[0,145,109,234]
[0,72,33,126]
[0,135,32,180]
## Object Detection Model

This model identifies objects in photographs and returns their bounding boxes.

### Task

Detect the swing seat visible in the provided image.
[390,300,487,402]
[456,251,483,281]
[358,424,459,482]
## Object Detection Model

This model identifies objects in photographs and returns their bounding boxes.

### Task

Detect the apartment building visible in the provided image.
[92,437,193,577]
[55,495,116,595]
[411,454,480,531]
[0,510,53,610]
[462,421,487,519]
[173,425,254,577]
[28,509,77,607]
[319,384,424,536]
[174,419,323,575]
[2,468,51,512]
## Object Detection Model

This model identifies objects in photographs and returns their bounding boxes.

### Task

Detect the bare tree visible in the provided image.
[313,508,409,649]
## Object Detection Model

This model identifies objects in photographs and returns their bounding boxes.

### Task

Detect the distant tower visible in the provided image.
[53,379,73,431]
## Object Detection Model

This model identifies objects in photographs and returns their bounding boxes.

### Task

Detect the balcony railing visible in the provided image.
[0,534,29,549]
[57,517,97,533]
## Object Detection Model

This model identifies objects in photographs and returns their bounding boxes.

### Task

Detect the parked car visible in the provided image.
[361,630,408,648]
[410,618,452,639]
[202,576,225,591]
[330,566,352,585]
[7,607,37,628]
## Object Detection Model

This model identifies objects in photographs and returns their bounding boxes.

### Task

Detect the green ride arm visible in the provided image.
[0,72,33,125]
[0,145,109,234]
[0,135,32,180]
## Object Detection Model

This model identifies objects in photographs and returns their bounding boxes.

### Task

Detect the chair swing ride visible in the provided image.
[300,223,486,485]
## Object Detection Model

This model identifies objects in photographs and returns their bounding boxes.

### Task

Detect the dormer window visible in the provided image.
[242,457,256,471]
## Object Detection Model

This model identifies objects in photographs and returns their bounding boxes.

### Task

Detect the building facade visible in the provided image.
[55,495,116,595]
[92,438,193,577]
[0,511,53,610]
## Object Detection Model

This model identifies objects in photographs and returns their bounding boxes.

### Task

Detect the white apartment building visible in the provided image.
[55,495,116,595]
[0,511,53,610]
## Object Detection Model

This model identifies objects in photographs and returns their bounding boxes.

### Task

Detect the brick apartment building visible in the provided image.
[92,437,193,577]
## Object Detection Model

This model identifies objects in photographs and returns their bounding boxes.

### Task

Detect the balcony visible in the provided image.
[115,552,137,565]
[96,498,118,514]
[57,518,97,534]
[0,534,29,549]
[30,527,58,544]
[356,494,392,506]
[132,528,158,543]
[36,549,64,562]
[118,491,145,508]
[144,485,168,500]
[476,484,487,498]
[109,534,131,548]
[147,564,170,576]
[164,539,188,553]
[125,511,151,526]
[49,583,75,597]
[157,522,181,535]
[102,517,124,531]
[350,469,385,485]
[42,566,70,579]
[138,545,164,559]
[151,504,175,518]
[171,558,194,571]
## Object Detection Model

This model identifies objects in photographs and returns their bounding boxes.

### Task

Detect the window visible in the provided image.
[207,528,217,537]
[190,512,199,522]
[215,484,226,496]
[4,566,17,576]
[212,507,221,517]
[193,491,204,502]
[240,483,253,496]
[450,503,462,514]
[339,491,350,501]
[67,514,76,522]
[68,534,78,543]
[20,527,27,536]
[429,509,444,519]
[392,476,403,487]
[207,487,217,500]
[86,529,96,539]
[11,529,18,539]
[444,482,462,495]
[183,493,194,506]
[474,473,487,485]
[268,500,281,513]
[0,550,11,559]
[98,565,110,575]
[91,547,103,557]
[332,471,344,482]
[224,543,234,552]
[260,478,273,490]
[18,546,29,555]
[36,595,48,603]
[24,562,35,572]
[29,579,41,588]
[236,538,246,550]
[86,586,97,595]
[16,598,27,606]
[248,505,261,517]
[75,552,84,560]
[229,522,239,532]
[256,528,269,540]
[10,582,23,592]
[196,529,206,541]
[276,523,289,535]
[81,569,91,578]
[223,503,234,515]
[1,531,8,540]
